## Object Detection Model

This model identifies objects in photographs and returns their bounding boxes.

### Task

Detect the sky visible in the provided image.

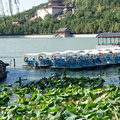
[1,0,48,15]
[18,0,48,13]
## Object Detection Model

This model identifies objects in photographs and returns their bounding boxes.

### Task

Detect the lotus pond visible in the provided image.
[0,74,120,120]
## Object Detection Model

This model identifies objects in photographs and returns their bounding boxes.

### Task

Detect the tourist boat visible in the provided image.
[23,32,120,70]
[51,50,92,70]
[0,60,9,80]
[23,53,40,69]
[38,52,53,68]
[23,47,120,70]
[23,52,53,69]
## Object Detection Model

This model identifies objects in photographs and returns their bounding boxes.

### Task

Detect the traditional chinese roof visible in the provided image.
[56,28,72,32]
[97,33,120,38]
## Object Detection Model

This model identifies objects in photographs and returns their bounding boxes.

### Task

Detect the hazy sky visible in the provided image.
[18,0,48,12]
[1,0,48,15]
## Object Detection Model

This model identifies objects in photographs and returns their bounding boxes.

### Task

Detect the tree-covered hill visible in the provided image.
[0,0,120,35]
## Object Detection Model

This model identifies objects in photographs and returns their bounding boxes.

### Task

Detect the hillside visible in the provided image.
[0,0,120,35]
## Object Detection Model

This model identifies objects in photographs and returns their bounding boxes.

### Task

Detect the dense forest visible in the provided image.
[0,0,120,35]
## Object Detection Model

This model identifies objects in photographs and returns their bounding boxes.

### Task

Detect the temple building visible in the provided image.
[56,28,72,38]
[48,0,63,6]
[37,0,73,19]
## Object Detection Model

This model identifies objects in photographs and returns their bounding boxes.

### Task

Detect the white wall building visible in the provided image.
[37,6,64,20]
[37,0,65,19]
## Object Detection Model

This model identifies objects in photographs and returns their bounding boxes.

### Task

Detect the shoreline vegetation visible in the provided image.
[0,34,97,38]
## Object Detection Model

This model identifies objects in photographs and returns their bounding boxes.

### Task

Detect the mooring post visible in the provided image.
[119,77,120,87]
[19,77,22,87]
[13,58,16,67]
[64,63,66,77]
[10,60,12,67]
[99,66,102,77]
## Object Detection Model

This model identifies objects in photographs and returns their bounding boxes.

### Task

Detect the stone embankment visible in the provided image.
[73,34,97,37]
[0,34,97,38]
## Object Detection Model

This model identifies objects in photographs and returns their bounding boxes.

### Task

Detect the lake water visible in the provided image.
[0,37,120,86]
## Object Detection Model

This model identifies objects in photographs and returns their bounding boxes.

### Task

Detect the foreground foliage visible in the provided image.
[0,75,120,120]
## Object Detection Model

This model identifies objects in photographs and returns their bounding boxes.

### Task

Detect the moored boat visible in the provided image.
[0,60,9,80]
[23,53,40,69]
[38,52,53,68]
[23,33,120,70]
[23,52,53,69]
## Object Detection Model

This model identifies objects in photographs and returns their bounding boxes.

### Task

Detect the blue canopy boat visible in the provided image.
[23,53,40,69]
[38,52,53,68]
[23,37,120,70]
[23,52,53,69]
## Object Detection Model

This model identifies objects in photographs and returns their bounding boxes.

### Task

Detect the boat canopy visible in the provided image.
[97,33,120,38]
[40,52,53,56]
[25,53,40,56]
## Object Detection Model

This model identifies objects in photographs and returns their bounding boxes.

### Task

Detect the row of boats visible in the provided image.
[23,47,120,70]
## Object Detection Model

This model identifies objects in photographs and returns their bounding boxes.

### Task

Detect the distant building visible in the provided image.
[48,0,63,6]
[12,22,23,25]
[56,28,72,37]
[28,17,38,21]
[63,4,73,15]
[95,32,120,49]
[37,0,73,20]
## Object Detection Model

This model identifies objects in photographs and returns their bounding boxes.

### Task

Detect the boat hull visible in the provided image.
[0,71,7,80]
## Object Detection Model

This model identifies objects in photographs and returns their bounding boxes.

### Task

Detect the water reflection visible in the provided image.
[0,65,120,87]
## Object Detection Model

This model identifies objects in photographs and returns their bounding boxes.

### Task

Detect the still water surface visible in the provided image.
[0,37,119,85]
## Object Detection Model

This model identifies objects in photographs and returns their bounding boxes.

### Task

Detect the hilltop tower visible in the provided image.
[48,0,63,6]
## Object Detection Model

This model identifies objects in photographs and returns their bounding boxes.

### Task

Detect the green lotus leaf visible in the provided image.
[99,103,109,110]
[16,117,22,120]
[94,93,108,103]
[16,107,27,112]
[3,96,10,103]
[29,112,37,117]
[0,94,7,100]
[66,105,77,114]
[7,92,12,95]
[54,99,61,105]
[40,104,48,111]
[0,101,5,105]
[2,88,8,91]
[37,96,43,101]
[85,103,98,111]
[48,110,63,120]
[0,118,4,120]
[30,92,37,101]
[14,91,23,94]
[63,109,78,120]
[8,105,15,109]
[18,98,29,105]
[49,107,60,114]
